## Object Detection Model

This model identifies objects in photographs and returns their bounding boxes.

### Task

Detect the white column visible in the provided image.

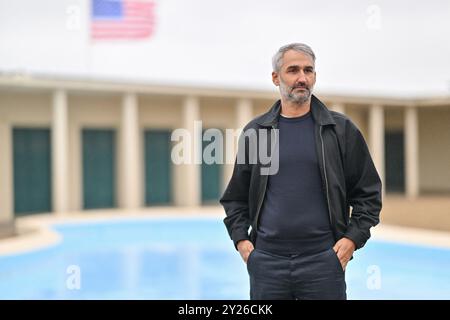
[330,102,345,114]
[0,122,13,228]
[405,106,419,198]
[369,104,385,194]
[175,96,201,206]
[121,93,142,209]
[52,90,70,214]
[223,98,253,189]
[236,98,253,130]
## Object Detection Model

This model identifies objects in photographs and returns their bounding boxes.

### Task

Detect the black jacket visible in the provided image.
[220,95,382,250]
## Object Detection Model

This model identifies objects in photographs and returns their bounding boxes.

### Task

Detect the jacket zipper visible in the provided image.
[320,125,334,232]
[254,124,278,231]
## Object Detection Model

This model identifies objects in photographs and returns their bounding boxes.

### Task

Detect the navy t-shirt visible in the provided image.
[256,111,335,255]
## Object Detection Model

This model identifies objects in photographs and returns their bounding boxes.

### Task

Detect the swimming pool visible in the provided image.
[0,217,449,299]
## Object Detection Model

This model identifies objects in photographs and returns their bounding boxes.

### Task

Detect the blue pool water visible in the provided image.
[0,217,449,299]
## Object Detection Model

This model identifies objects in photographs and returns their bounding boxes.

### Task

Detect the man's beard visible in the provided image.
[279,80,313,104]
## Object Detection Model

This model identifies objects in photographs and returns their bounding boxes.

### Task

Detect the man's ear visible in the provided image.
[272,72,280,86]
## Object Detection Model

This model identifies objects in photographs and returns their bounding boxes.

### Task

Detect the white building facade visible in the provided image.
[1,75,450,236]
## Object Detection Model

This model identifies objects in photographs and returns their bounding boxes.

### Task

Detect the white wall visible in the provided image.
[419,107,450,193]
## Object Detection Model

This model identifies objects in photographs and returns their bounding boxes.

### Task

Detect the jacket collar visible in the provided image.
[256,94,336,127]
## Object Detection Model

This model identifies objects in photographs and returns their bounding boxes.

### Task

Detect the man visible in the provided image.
[220,43,382,300]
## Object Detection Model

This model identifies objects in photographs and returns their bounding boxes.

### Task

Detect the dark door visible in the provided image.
[13,128,52,215]
[82,129,116,209]
[144,130,172,205]
[201,129,223,203]
[385,131,405,193]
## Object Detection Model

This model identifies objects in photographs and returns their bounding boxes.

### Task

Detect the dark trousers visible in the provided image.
[247,247,347,300]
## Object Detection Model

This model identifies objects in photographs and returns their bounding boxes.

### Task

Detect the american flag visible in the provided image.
[91,0,155,40]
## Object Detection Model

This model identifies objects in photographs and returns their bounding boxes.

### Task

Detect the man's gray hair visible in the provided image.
[272,43,316,72]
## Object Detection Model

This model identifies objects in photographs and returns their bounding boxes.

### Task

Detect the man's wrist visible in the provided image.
[234,238,250,250]
[344,237,356,250]
[236,239,249,249]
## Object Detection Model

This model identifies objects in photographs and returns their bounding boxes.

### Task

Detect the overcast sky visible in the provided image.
[1,0,449,97]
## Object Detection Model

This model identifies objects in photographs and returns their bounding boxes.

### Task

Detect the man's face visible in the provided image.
[272,50,316,104]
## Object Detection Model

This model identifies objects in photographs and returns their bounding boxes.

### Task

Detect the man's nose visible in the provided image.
[296,71,307,83]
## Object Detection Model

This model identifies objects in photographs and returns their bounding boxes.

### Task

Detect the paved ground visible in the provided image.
[381,196,450,232]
